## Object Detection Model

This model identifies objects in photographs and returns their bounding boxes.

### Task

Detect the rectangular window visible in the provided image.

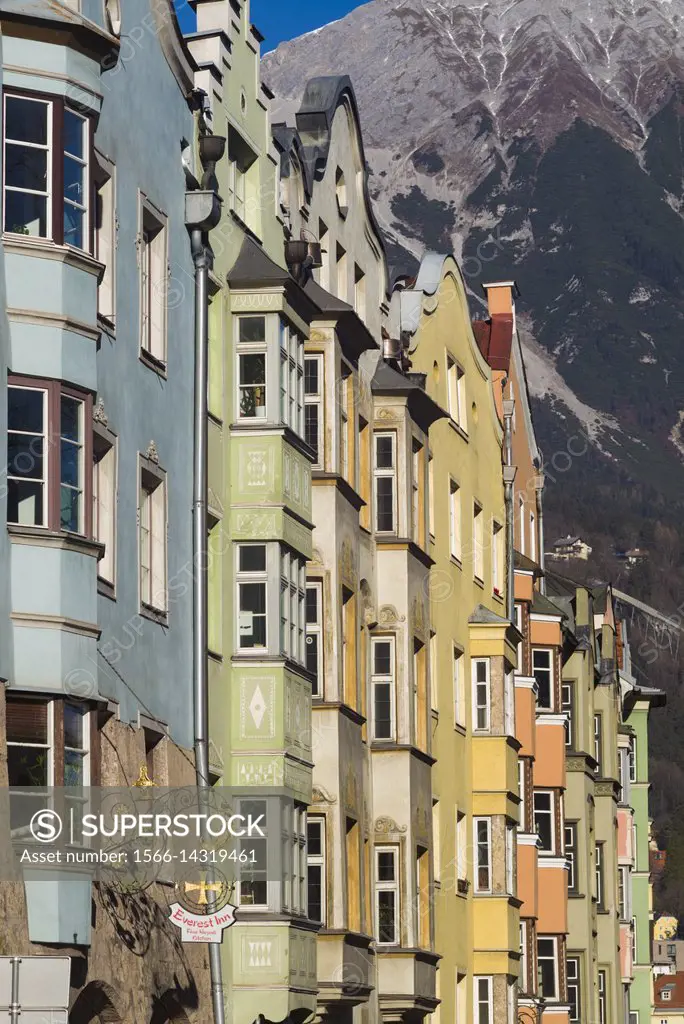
[428,453,434,539]
[94,153,115,322]
[279,319,304,436]
[456,810,467,883]
[228,151,245,222]
[139,465,167,614]
[532,648,553,710]
[472,658,490,732]
[530,510,537,562]
[304,354,323,465]
[339,369,350,481]
[492,521,503,595]
[618,865,628,920]
[371,636,395,741]
[7,382,47,528]
[474,817,491,893]
[236,316,268,420]
[318,219,329,290]
[374,433,396,533]
[280,548,306,665]
[449,479,461,559]
[306,582,323,697]
[534,791,555,852]
[567,955,580,1023]
[226,127,256,226]
[562,682,574,747]
[139,197,167,365]
[565,822,578,892]
[595,842,604,909]
[307,816,325,924]
[598,969,606,1024]
[207,515,222,656]
[518,495,526,556]
[594,713,603,775]
[416,844,430,948]
[354,263,366,321]
[446,356,466,430]
[63,703,90,786]
[413,638,427,750]
[519,921,528,990]
[411,439,423,545]
[514,603,524,673]
[629,734,637,783]
[518,759,526,831]
[60,394,85,534]
[537,937,558,999]
[3,92,91,250]
[93,434,117,587]
[474,976,492,1024]
[359,417,371,531]
[342,588,357,710]
[236,544,267,650]
[473,502,484,580]
[238,798,267,906]
[506,824,515,894]
[453,647,465,727]
[375,846,399,945]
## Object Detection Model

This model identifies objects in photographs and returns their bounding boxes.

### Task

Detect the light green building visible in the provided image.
[185,1,319,1019]
[619,621,665,1024]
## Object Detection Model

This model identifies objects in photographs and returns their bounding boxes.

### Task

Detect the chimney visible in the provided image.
[477,280,520,372]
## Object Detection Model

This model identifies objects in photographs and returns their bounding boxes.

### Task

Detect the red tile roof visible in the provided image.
[655,972,684,1009]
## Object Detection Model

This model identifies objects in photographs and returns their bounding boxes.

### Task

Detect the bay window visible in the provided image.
[237,544,268,650]
[374,432,396,533]
[235,315,305,435]
[236,543,307,665]
[7,378,92,535]
[3,92,90,249]
[238,798,268,907]
[237,316,267,419]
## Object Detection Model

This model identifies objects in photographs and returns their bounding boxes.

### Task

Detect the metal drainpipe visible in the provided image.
[502,396,515,622]
[191,228,226,1024]
[9,957,20,1024]
[536,475,546,594]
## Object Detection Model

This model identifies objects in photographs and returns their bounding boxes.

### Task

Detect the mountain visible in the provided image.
[263,0,684,528]
[264,0,684,878]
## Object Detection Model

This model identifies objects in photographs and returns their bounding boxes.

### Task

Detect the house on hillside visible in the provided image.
[548,534,593,560]
[654,972,684,1021]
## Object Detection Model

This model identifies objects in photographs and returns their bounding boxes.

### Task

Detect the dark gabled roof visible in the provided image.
[371,357,445,433]
[468,604,510,626]
[531,591,566,619]
[514,550,543,576]
[591,585,609,614]
[226,235,318,324]
[554,535,581,546]
[545,569,580,598]
[303,278,378,360]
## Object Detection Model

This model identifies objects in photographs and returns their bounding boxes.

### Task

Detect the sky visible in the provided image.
[174,0,368,52]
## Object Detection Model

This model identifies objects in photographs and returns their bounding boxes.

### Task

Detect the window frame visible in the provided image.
[449,478,461,560]
[3,90,93,252]
[594,712,603,775]
[567,955,581,1024]
[93,150,116,325]
[473,816,492,894]
[306,815,326,924]
[373,431,397,534]
[562,681,574,748]
[629,734,637,783]
[138,458,167,616]
[7,376,93,537]
[138,193,168,368]
[595,842,604,909]
[371,635,396,741]
[472,658,490,733]
[304,353,323,466]
[565,821,578,893]
[305,580,323,697]
[375,845,399,945]
[472,501,484,581]
[534,789,556,853]
[235,543,268,652]
[474,976,492,1024]
[279,318,304,437]
[537,936,559,1000]
[453,646,465,728]
[532,647,554,710]
[93,428,117,591]
[598,969,606,1024]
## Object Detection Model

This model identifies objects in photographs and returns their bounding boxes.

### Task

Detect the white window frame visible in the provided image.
[492,520,503,595]
[505,823,515,894]
[375,845,399,945]
[519,921,528,990]
[449,478,461,560]
[371,636,396,741]
[236,543,268,652]
[93,434,117,588]
[453,646,465,728]
[411,438,422,545]
[534,790,555,853]
[306,815,326,924]
[598,969,606,1024]
[595,842,604,908]
[565,821,577,891]
[280,547,306,665]
[629,734,637,783]
[562,681,574,747]
[63,702,91,787]
[279,318,304,436]
[6,698,55,788]
[235,315,268,421]
[304,353,323,466]
[532,648,554,710]
[456,810,467,882]
[537,936,559,1000]
[518,759,526,831]
[94,151,116,323]
[373,432,396,533]
[567,955,581,1024]
[472,658,490,732]
[473,502,484,580]
[138,194,167,365]
[594,713,602,775]
[518,494,525,555]
[473,976,492,1024]
[138,462,167,615]
[3,93,53,241]
[473,816,492,894]
[237,797,268,908]
[7,383,49,529]
[305,580,323,697]
[514,603,523,673]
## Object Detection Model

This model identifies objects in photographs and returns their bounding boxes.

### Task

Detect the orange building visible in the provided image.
[477,282,570,1024]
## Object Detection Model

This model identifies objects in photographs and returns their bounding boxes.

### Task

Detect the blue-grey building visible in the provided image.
[0,1,209,1019]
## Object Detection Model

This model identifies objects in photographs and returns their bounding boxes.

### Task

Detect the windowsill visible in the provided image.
[492,589,504,603]
[568,891,584,899]
[229,208,262,244]
[450,554,462,568]
[141,603,169,626]
[97,577,116,601]
[2,232,104,277]
[208,410,223,427]
[447,417,468,442]
[473,574,484,589]
[454,722,467,736]
[140,348,168,378]
[208,649,223,664]
[7,524,104,558]
[97,313,116,337]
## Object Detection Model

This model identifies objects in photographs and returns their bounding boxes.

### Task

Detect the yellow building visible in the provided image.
[391,255,519,1023]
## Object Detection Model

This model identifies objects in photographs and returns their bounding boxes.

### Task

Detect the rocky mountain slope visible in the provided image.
[264,0,684,539]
